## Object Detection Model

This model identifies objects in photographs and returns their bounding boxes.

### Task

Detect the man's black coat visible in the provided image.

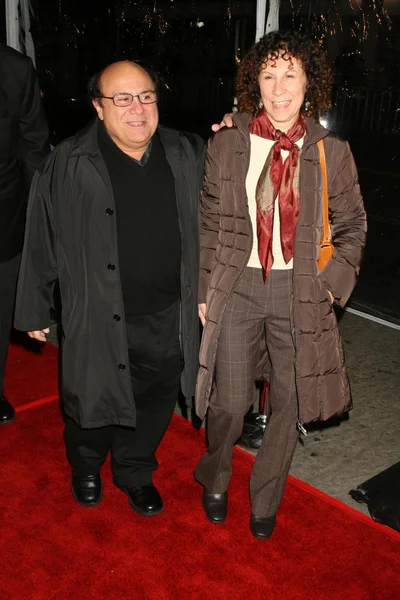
[0,43,49,261]
[15,120,205,428]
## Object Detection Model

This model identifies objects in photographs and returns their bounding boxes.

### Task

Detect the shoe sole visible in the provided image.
[128,497,164,517]
[205,514,226,524]
[70,480,104,507]
[250,516,276,539]
[250,529,274,540]
[0,415,16,424]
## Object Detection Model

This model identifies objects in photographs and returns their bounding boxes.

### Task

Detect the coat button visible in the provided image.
[118,363,126,370]
[107,263,116,270]
[106,208,114,216]
[113,314,121,321]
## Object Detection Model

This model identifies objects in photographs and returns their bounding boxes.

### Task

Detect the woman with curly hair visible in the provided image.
[195,30,367,539]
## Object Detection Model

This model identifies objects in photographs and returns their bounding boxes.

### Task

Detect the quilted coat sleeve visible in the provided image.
[14,161,58,331]
[319,139,367,308]
[198,134,221,303]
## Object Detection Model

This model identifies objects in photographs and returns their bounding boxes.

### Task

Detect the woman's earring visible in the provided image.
[258,100,263,109]
[304,100,311,113]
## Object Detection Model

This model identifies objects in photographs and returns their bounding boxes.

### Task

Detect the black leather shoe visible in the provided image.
[202,490,228,523]
[250,514,276,539]
[123,484,164,516]
[0,395,16,424]
[71,474,103,507]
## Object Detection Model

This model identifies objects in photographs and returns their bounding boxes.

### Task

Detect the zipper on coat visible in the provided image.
[291,136,326,435]
[297,420,308,436]
[292,151,307,436]
[292,137,324,436]
[293,138,326,432]
[205,129,252,401]
[230,130,253,294]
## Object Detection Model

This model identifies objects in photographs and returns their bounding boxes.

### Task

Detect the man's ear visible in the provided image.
[92,99,104,121]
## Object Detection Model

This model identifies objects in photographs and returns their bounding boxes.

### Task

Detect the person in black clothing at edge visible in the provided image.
[14,61,205,515]
[0,43,49,424]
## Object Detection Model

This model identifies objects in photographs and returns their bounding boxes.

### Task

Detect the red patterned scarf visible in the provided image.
[249,109,306,279]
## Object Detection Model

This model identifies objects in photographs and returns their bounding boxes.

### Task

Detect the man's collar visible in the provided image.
[97,120,153,166]
[68,119,100,157]
[69,119,155,160]
[132,139,152,166]
[68,119,180,160]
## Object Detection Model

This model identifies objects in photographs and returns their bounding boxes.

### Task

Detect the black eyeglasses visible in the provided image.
[95,91,158,106]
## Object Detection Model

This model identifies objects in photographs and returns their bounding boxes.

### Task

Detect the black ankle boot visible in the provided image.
[202,490,228,523]
[250,514,276,539]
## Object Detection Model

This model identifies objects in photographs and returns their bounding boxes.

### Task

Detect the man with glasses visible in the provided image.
[14,61,205,516]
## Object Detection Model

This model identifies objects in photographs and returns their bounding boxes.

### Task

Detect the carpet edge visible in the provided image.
[171,413,400,542]
[287,475,400,542]
[16,395,59,413]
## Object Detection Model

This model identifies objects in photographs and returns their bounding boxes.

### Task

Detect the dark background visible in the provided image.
[1,0,399,322]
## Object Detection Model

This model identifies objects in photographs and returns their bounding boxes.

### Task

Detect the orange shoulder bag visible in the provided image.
[317,139,334,271]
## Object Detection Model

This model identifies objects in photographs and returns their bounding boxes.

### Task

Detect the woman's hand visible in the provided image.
[211,113,235,132]
[198,303,207,326]
[327,290,334,304]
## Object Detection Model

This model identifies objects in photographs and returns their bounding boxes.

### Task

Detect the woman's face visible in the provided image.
[258,54,307,132]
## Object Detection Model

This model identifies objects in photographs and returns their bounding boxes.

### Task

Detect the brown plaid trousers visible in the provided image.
[194,267,299,518]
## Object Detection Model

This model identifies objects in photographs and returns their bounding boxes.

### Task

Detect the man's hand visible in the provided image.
[28,327,50,342]
[327,290,334,304]
[211,113,235,132]
[198,303,207,327]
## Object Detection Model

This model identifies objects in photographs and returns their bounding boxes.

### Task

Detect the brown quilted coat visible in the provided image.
[196,113,367,426]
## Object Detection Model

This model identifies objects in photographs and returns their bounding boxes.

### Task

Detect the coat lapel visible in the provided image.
[0,55,10,118]
[158,127,185,241]
[69,119,114,197]
[87,152,114,198]
[158,127,181,187]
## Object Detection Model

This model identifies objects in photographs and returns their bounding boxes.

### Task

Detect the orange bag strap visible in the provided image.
[317,139,330,245]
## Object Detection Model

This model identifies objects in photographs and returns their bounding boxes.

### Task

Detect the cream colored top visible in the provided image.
[245,134,304,270]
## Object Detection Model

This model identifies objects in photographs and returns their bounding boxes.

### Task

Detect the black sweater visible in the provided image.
[98,125,181,318]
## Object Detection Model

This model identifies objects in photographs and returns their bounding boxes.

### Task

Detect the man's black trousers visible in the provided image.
[64,299,182,488]
[0,254,20,396]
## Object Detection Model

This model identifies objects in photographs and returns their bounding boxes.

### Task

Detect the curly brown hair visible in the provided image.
[236,30,333,118]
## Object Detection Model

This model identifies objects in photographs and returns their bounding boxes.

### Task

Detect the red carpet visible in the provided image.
[4,342,59,409]
[1,345,399,600]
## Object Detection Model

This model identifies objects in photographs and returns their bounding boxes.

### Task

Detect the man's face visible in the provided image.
[93,62,159,157]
